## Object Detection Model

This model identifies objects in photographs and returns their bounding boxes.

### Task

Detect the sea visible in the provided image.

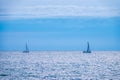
[0,51,120,80]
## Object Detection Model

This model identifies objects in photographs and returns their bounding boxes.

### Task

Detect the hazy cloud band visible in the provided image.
[0,5,120,19]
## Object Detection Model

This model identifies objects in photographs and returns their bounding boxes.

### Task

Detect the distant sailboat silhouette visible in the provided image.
[83,42,91,53]
[23,43,29,53]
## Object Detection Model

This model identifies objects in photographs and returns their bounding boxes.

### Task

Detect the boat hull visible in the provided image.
[23,51,29,53]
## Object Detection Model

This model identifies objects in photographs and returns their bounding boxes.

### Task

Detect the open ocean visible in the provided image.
[0,51,120,80]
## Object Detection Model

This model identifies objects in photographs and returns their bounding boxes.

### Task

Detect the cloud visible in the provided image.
[0,5,120,19]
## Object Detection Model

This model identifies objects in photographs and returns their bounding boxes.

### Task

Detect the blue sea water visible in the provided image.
[0,51,120,80]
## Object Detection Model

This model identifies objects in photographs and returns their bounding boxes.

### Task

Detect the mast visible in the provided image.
[25,43,29,51]
[87,42,90,52]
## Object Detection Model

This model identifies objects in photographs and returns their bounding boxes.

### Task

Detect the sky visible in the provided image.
[0,0,120,19]
[0,0,120,51]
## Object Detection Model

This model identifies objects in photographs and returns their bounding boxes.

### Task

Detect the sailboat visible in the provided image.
[83,42,91,53]
[23,43,29,53]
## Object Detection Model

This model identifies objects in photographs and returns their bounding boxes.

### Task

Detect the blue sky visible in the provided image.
[0,0,120,19]
[0,0,120,50]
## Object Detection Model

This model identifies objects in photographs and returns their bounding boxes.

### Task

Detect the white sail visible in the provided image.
[83,42,91,53]
[23,43,29,53]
